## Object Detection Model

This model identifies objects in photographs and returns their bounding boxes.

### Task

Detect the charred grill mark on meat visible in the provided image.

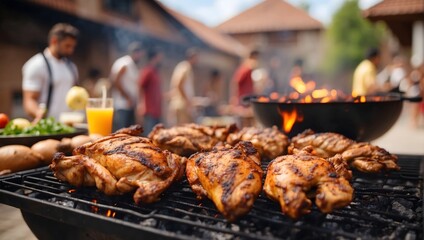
[226,126,289,159]
[186,141,263,222]
[148,123,238,157]
[264,148,354,219]
[51,125,186,204]
[289,129,399,173]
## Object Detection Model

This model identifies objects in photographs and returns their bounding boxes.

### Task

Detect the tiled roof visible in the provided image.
[30,0,76,12]
[162,5,247,57]
[363,0,424,17]
[29,0,186,44]
[216,0,322,34]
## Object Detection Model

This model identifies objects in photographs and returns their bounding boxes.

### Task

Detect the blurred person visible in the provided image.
[110,41,143,131]
[81,68,101,97]
[93,77,112,98]
[251,68,269,94]
[138,48,163,136]
[169,48,198,125]
[202,69,222,117]
[230,49,259,105]
[22,23,79,122]
[378,55,408,93]
[286,58,306,93]
[420,64,424,127]
[264,56,281,95]
[387,55,408,93]
[352,48,381,96]
[404,65,424,128]
[289,59,304,79]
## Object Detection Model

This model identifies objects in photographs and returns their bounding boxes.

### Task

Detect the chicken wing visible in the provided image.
[148,123,237,157]
[264,147,354,219]
[51,125,186,204]
[289,129,399,173]
[186,141,263,222]
[227,126,289,159]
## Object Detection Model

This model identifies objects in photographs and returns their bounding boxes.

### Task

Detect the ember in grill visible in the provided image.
[0,155,422,240]
[244,76,422,141]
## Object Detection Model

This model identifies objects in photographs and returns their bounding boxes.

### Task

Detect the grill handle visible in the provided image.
[401,95,423,103]
[241,94,264,106]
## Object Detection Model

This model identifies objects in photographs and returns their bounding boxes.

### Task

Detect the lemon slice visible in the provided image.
[66,86,89,110]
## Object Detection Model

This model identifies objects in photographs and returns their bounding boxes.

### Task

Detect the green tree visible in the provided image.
[324,0,385,74]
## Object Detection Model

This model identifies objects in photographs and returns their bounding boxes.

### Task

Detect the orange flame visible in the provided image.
[68,189,76,193]
[91,199,99,213]
[305,81,316,92]
[330,89,337,98]
[312,89,329,99]
[320,97,331,103]
[270,92,279,100]
[354,96,367,103]
[106,209,116,218]
[289,92,299,99]
[280,108,298,133]
[290,77,307,93]
[258,96,270,102]
[304,95,312,103]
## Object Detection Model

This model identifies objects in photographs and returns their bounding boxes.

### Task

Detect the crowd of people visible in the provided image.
[19,23,264,134]
[353,48,424,127]
[21,23,424,136]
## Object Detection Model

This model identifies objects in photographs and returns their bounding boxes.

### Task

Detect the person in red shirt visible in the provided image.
[231,50,260,105]
[138,48,163,136]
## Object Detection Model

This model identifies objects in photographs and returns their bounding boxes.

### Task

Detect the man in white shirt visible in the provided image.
[22,23,79,122]
[169,48,198,125]
[110,42,143,131]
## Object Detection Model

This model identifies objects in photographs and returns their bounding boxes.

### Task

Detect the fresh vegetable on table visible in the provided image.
[0,117,75,136]
[0,113,9,129]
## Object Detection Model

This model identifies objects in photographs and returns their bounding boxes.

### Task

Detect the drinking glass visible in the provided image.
[86,98,114,136]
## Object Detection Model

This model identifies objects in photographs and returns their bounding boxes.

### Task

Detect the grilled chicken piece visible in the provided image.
[264,147,354,219]
[186,141,263,222]
[291,147,352,181]
[289,129,399,173]
[227,126,289,159]
[51,125,186,204]
[148,123,237,157]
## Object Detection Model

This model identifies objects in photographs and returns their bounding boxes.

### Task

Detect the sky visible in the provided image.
[158,0,382,27]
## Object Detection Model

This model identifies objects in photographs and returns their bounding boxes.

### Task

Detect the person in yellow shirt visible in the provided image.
[352,48,381,96]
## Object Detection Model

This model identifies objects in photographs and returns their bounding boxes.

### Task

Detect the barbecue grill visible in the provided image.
[0,155,422,240]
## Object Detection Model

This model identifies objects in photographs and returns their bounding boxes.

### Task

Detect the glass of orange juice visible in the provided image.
[86,98,114,136]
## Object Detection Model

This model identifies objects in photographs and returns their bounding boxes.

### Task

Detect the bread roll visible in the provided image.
[0,145,42,173]
[31,139,61,164]
[57,138,73,155]
[71,135,93,149]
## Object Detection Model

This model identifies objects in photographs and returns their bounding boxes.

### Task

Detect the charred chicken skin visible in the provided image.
[288,129,399,173]
[51,125,186,204]
[186,141,263,222]
[148,123,238,157]
[264,147,354,219]
[227,126,289,159]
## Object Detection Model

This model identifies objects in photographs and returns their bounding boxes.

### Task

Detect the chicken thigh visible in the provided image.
[227,126,289,159]
[51,125,186,204]
[148,123,237,157]
[186,141,263,222]
[264,147,354,219]
[289,129,399,173]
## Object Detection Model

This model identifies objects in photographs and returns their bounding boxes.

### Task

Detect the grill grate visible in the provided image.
[0,155,422,240]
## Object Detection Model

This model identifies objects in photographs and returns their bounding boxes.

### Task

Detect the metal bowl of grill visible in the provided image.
[244,93,421,141]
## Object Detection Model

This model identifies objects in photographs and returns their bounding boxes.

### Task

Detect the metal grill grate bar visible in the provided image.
[0,155,422,240]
